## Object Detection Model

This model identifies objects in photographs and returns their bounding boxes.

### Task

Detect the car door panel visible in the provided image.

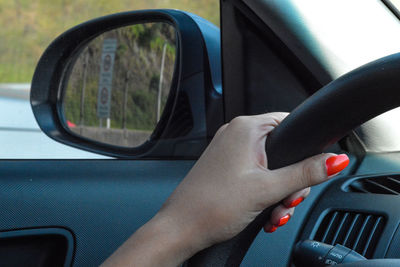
[0,157,359,266]
[0,160,194,266]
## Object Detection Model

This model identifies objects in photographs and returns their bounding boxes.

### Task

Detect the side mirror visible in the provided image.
[63,22,177,148]
[30,10,223,158]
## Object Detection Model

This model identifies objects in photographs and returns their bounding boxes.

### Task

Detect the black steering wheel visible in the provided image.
[184,52,400,266]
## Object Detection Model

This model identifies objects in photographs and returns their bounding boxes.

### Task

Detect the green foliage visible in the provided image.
[0,0,219,82]
[63,23,175,131]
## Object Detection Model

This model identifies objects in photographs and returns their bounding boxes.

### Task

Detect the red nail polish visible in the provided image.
[326,154,350,176]
[277,214,291,227]
[288,197,304,208]
[264,225,278,233]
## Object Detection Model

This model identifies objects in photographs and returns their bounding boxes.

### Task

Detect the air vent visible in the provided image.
[312,211,385,258]
[346,175,400,195]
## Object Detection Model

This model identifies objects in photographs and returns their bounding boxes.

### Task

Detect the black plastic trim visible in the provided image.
[0,227,75,267]
[343,173,400,195]
[382,0,400,20]
[220,0,321,121]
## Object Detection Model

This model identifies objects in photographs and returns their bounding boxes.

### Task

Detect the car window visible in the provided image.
[0,0,219,159]
[282,0,400,153]
[286,0,400,78]
[390,0,400,10]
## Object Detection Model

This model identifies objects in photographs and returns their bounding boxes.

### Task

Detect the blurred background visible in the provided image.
[0,0,219,83]
[0,0,219,158]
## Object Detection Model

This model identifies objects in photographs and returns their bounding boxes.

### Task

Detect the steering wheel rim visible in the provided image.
[184,52,400,266]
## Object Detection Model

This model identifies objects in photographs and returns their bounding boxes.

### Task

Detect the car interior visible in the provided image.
[2,0,400,266]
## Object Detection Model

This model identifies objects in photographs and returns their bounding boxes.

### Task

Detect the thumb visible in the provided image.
[270,153,350,196]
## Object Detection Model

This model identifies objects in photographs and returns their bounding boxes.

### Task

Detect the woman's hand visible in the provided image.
[102,112,349,267]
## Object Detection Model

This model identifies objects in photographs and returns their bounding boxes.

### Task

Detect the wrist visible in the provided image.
[144,212,205,265]
[102,213,201,267]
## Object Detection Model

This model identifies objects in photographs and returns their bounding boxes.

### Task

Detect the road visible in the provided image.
[0,83,30,100]
[0,83,107,158]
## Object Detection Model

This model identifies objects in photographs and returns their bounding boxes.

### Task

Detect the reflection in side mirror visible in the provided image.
[62,22,176,147]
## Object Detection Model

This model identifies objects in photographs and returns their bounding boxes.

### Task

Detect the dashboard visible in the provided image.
[241,152,400,266]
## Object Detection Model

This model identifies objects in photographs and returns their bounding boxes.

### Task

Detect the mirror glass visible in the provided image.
[62,22,176,147]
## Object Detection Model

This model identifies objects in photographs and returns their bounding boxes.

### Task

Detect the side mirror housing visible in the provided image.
[30,9,222,158]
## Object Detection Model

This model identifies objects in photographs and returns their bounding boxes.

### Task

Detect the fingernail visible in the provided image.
[264,225,278,233]
[326,154,350,176]
[277,214,291,227]
[288,197,304,208]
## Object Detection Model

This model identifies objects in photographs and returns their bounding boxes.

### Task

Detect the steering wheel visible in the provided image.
[184,52,400,266]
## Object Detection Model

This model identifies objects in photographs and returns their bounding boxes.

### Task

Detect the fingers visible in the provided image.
[226,112,289,129]
[214,123,228,137]
[250,112,289,133]
[282,187,310,208]
[263,188,310,233]
[263,204,294,233]
[213,112,289,142]
[251,112,289,126]
[269,153,350,198]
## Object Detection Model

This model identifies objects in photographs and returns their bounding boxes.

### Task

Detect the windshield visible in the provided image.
[243,0,400,152]
[389,0,400,11]
[288,0,400,78]
[293,0,400,153]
